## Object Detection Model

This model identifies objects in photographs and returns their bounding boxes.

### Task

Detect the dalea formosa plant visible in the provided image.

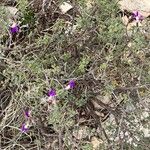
[0,0,150,149]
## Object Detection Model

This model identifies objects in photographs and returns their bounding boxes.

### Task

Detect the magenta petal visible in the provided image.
[139,15,143,20]
[136,11,138,16]
[10,25,19,33]
[132,11,143,21]
[69,80,75,89]
[24,110,30,118]
[21,123,28,132]
[47,89,56,97]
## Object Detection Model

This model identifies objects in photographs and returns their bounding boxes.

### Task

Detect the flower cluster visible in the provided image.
[131,11,143,22]
[46,80,75,103]
[20,80,75,133]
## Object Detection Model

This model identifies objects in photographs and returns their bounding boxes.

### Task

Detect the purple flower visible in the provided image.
[21,123,29,133]
[132,11,143,22]
[65,80,75,90]
[69,80,75,88]
[47,89,56,97]
[10,23,20,33]
[24,110,31,118]
[47,89,56,103]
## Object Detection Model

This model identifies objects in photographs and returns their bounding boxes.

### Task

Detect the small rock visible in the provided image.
[0,6,18,21]
[6,6,18,16]
[59,2,73,14]
[91,137,103,150]
[121,15,129,26]
[142,128,150,137]
[85,0,95,9]
[73,126,89,140]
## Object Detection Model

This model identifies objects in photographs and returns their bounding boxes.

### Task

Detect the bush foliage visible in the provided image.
[0,0,149,149]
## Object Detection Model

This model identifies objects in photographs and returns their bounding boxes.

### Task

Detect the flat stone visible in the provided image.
[59,2,73,14]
